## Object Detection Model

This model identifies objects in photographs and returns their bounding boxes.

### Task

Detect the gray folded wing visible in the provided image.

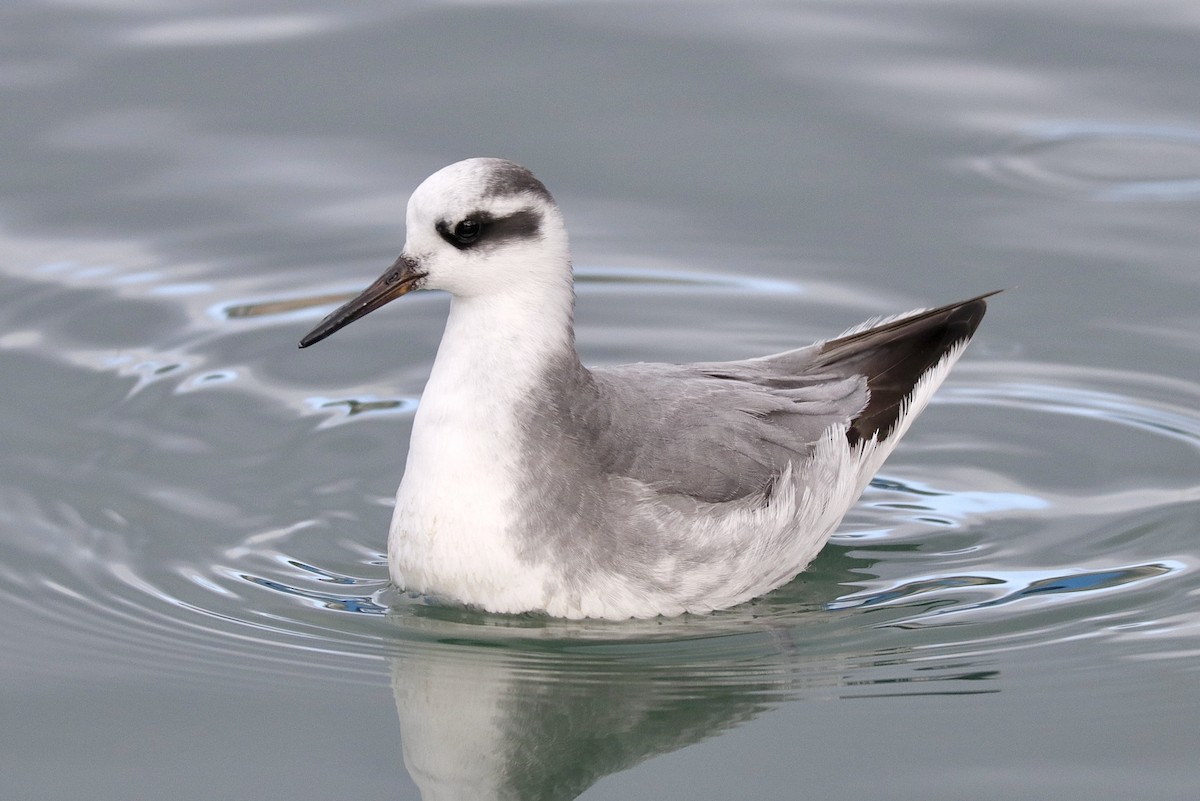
[585,292,995,503]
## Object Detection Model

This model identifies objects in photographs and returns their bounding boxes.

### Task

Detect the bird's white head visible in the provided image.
[299,158,571,348]
[404,158,569,299]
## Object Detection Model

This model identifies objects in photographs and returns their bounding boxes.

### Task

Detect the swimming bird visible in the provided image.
[300,158,993,619]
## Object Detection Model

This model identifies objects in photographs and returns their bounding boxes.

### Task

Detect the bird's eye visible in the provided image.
[453,219,482,244]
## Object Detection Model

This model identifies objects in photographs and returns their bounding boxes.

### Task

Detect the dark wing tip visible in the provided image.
[821,290,998,447]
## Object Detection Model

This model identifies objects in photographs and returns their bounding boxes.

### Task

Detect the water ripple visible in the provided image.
[973,121,1200,202]
[213,264,802,325]
[4,261,1200,699]
[832,561,1185,619]
[4,355,1196,694]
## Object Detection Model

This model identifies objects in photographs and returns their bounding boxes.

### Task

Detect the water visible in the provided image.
[3,1,1199,798]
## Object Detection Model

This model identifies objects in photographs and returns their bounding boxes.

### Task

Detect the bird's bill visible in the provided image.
[298,256,425,348]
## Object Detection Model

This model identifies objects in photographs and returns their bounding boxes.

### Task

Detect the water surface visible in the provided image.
[3,1,1199,799]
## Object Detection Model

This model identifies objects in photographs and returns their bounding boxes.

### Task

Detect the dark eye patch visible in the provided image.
[436,208,543,251]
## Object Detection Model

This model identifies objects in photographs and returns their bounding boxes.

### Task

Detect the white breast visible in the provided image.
[387,292,569,612]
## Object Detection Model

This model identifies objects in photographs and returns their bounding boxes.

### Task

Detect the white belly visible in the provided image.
[388,417,554,613]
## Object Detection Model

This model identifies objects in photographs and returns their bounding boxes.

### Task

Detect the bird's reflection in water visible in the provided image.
[391,635,781,800]
[392,641,771,800]
[384,567,999,801]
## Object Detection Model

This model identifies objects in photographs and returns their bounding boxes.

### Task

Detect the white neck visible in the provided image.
[428,277,576,412]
